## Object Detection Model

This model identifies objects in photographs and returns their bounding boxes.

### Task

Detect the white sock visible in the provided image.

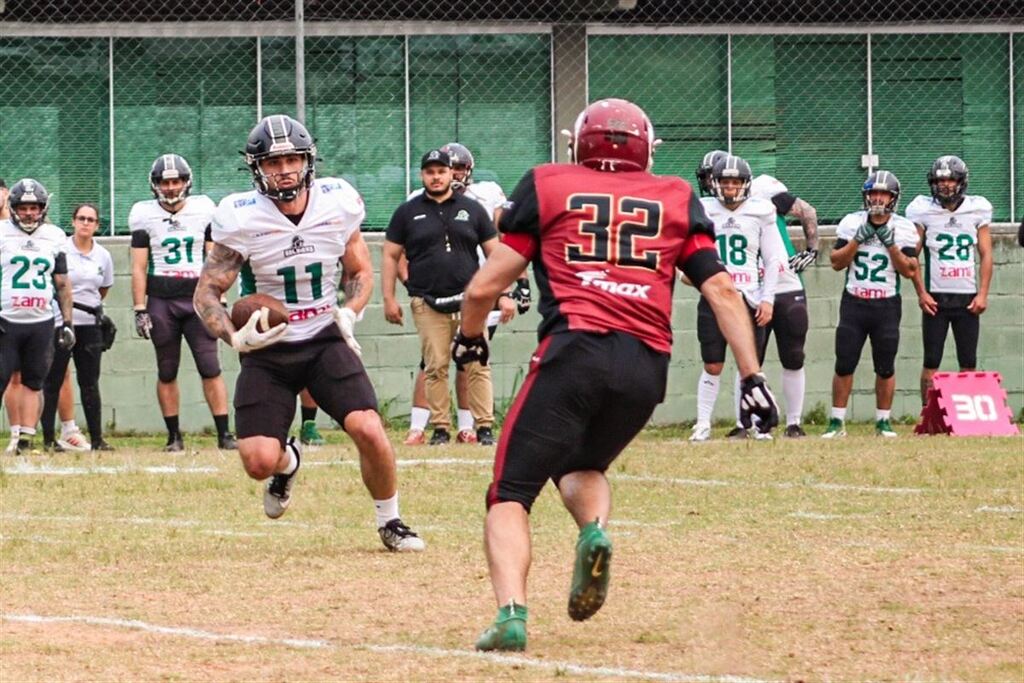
[409,407,430,431]
[374,493,400,528]
[457,409,474,433]
[782,368,805,426]
[9,426,21,439]
[61,420,78,436]
[280,444,299,476]
[20,426,36,437]
[831,407,847,421]
[696,371,721,425]
[733,372,743,428]
[876,409,891,421]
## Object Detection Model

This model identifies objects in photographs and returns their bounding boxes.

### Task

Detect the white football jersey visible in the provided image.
[700,196,783,306]
[749,174,788,200]
[0,220,68,324]
[836,211,918,299]
[212,178,365,343]
[128,195,215,280]
[748,174,804,295]
[905,194,992,294]
[64,237,115,326]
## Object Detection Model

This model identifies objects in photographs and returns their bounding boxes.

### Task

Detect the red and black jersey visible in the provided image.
[500,163,723,354]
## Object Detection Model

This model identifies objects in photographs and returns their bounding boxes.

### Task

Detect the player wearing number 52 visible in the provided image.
[824,171,918,439]
[905,156,993,406]
[129,154,235,451]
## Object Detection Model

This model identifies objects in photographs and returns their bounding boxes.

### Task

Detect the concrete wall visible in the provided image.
[13,231,1021,434]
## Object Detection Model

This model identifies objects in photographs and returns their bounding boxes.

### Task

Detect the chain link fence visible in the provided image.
[1,1,1021,233]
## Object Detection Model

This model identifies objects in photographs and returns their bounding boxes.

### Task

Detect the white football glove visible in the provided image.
[333,306,362,357]
[230,308,287,353]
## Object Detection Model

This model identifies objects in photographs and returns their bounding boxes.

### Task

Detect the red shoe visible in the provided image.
[456,429,478,444]
[404,429,426,445]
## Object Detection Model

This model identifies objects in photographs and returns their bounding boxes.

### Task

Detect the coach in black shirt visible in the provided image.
[382,149,513,445]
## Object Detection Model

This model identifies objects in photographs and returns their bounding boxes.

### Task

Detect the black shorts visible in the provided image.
[147,295,221,382]
[760,290,809,370]
[234,325,378,446]
[0,318,56,391]
[696,296,767,365]
[921,292,979,370]
[487,331,669,512]
[834,292,902,378]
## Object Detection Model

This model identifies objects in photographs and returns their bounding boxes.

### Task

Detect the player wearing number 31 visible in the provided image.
[454,99,779,652]
[823,171,918,438]
[129,154,235,452]
[194,114,424,552]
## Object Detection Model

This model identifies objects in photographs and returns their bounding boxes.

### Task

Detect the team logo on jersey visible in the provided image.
[723,217,739,230]
[234,197,257,208]
[283,234,315,257]
[162,217,186,232]
[22,239,39,252]
[947,216,959,228]
[576,270,650,300]
[320,182,343,193]
[454,209,470,222]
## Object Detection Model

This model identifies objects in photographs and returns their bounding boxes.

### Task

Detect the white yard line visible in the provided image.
[974,505,1022,514]
[2,463,218,476]
[0,533,69,545]
[305,458,493,468]
[1,612,769,683]
[614,473,923,495]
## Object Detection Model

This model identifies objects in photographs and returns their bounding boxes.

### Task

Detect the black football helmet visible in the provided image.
[150,154,193,206]
[862,170,901,216]
[244,114,317,202]
[710,155,752,204]
[696,149,728,196]
[8,178,50,233]
[440,142,474,189]
[928,155,968,205]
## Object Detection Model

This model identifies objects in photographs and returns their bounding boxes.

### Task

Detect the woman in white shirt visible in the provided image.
[41,203,115,451]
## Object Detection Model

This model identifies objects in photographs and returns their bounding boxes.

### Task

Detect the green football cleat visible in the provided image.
[875,419,898,437]
[567,520,612,622]
[475,600,527,651]
[300,420,325,446]
[821,418,847,439]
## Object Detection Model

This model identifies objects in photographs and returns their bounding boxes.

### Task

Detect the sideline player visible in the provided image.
[194,114,424,552]
[0,179,75,452]
[453,99,779,651]
[690,155,784,441]
[746,172,819,437]
[130,154,235,451]
[906,155,993,404]
[824,171,918,438]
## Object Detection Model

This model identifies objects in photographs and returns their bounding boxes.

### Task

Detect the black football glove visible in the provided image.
[511,277,532,314]
[739,373,780,433]
[788,248,818,273]
[134,309,153,339]
[451,329,490,369]
[57,323,76,351]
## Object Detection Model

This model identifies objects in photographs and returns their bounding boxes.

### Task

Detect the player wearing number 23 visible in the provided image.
[824,171,918,439]
[129,154,235,451]
[455,98,779,652]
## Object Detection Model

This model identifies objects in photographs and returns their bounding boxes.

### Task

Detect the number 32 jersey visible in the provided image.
[0,220,68,324]
[212,177,365,343]
[905,194,991,295]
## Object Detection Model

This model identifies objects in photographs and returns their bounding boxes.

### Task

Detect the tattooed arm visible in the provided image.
[787,197,819,251]
[338,230,374,315]
[194,242,245,344]
[53,273,73,324]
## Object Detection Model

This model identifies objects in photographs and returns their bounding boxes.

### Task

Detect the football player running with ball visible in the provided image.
[823,171,919,438]
[194,115,424,552]
[453,99,778,651]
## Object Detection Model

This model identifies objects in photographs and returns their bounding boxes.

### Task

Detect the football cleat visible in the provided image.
[875,419,898,437]
[378,518,426,552]
[726,426,749,440]
[92,439,115,452]
[784,424,807,438]
[568,520,612,622]
[403,429,426,446]
[476,426,495,446]
[300,420,325,447]
[164,434,184,452]
[821,418,847,439]
[264,438,301,519]
[5,435,20,454]
[218,432,238,450]
[456,429,478,444]
[689,423,712,442]
[57,427,91,452]
[428,428,450,446]
[44,440,66,453]
[475,600,527,652]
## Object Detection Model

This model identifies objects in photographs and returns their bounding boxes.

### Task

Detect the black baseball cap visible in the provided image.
[420,149,452,169]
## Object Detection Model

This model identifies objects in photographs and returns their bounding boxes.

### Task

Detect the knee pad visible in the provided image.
[157,356,180,383]
[195,350,222,380]
[780,348,805,371]
[875,366,896,380]
[922,351,942,371]
[485,482,538,513]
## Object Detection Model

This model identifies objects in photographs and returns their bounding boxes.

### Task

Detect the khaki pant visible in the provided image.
[410,297,493,430]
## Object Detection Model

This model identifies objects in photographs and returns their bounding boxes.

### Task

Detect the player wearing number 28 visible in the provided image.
[194,115,424,552]
[905,155,993,405]
[129,154,235,451]
[455,99,779,652]
[824,171,919,438]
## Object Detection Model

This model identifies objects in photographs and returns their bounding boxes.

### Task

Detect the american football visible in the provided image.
[230,292,289,331]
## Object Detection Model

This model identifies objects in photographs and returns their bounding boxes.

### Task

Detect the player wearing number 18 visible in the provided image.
[129,154,235,451]
[456,99,778,652]
[906,155,993,406]
[194,114,424,552]
[824,171,919,438]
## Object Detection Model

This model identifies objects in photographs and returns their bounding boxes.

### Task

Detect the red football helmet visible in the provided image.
[567,98,658,172]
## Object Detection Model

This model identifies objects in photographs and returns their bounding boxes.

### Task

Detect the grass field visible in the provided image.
[1,425,1022,682]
